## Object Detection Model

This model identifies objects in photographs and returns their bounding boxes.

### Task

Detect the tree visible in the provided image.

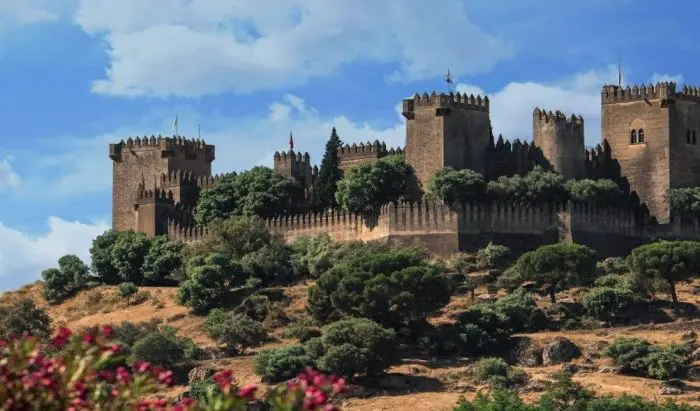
[204,310,267,355]
[42,254,90,302]
[117,282,138,304]
[194,173,237,225]
[0,298,51,340]
[110,231,151,284]
[310,127,344,212]
[335,154,406,214]
[627,240,700,304]
[516,243,597,303]
[565,178,625,207]
[669,187,700,218]
[178,252,247,313]
[427,167,486,204]
[487,166,568,204]
[90,230,121,284]
[142,235,184,283]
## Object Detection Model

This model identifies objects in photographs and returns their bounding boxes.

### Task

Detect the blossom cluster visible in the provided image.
[0,326,345,410]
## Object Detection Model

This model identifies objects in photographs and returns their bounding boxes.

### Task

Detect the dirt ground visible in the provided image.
[5,279,700,410]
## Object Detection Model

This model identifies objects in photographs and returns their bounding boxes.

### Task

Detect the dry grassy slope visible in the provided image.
[5,279,700,410]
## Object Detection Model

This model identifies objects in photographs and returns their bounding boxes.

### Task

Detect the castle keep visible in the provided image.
[110,82,700,256]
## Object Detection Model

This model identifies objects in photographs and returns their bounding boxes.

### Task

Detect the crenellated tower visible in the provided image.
[109,135,215,232]
[532,108,585,179]
[402,91,491,188]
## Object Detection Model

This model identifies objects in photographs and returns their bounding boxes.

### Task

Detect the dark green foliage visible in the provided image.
[233,295,270,322]
[0,298,51,340]
[627,240,700,304]
[565,178,626,207]
[455,375,694,410]
[472,357,528,388]
[188,215,275,260]
[111,320,160,348]
[606,337,691,379]
[129,326,199,369]
[486,166,568,204]
[142,235,183,283]
[594,274,630,289]
[475,242,511,269]
[455,305,511,356]
[669,187,700,217]
[291,234,335,278]
[282,323,322,343]
[495,266,524,292]
[90,230,121,285]
[42,254,90,302]
[254,345,315,383]
[188,377,221,401]
[177,252,246,314]
[516,243,597,303]
[307,249,450,327]
[117,282,138,303]
[240,240,294,285]
[310,127,344,212]
[583,287,634,322]
[204,309,267,354]
[427,167,486,204]
[110,230,151,284]
[314,318,397,378]
[489,288,548,332]
[194,168,303,225]
[335,154,407,214]
[596,256,630,276]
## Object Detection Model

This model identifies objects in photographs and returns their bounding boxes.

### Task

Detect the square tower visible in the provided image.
[401,91,491,189]
[532,108,586,179]
[109,135,215,232]
[601,82,676,222]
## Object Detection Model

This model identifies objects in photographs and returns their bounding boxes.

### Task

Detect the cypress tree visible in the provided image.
[310,127,344,211]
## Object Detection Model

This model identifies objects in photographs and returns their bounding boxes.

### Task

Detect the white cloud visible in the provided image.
[0,158,20,189]
[650,73,683,84]
[0,0,69,27]
[0,217,108,291]
[457,67,683,147]
[73,0,513,97]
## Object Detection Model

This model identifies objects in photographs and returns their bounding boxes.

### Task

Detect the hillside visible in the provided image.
[5,276,700,410]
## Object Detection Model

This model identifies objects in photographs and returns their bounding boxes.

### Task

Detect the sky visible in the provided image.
[0,0,695,291]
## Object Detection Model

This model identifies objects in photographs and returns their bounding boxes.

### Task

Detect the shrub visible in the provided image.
[455,306,511,356]
[282,323,322,343]
[427,167,486,204]
[0,298,51,340]
[644,347,689,380]
[188,376,222,400]
[110,230,152,284]
[472,357,527,388]
[476,243,511,269]
[41,254,90,302]
[596,256,629,276]
[594,274,629,289]
[335,154,407,214]
[315,318,397,378]
[606,337,654,375]
[489,287,548,332]
[254,345,315,383]
[234,294,270,322]
[142,235,183,283]
[606,337,690,379]
[130,327,199,370]
[178,252,246,313]
[291,234,336,278]
[486,166,568,204]
[204,310,267,355]
[584,287,634,322]
[118,282,138,303]
[240,240,295,286]
[495,266,524,292]
[565,178,625,207]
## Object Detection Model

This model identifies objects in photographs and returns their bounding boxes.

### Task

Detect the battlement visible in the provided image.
[678,85,700,103]
[337,140,386,158]
[156,169,231,190]
[402,91,489,119]
[167,220,209,244]
[601,82,677,105]
[135,188,175,205]
[109,135,215,163]
[533,108,583,128]
[273,150,311,164]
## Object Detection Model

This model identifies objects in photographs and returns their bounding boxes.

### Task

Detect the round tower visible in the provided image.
[532,108,585,179]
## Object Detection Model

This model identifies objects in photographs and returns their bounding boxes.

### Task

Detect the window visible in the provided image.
[694,130,697,145]
[630,130,637,144]
[687,129,692,144]
[637,129,645,143]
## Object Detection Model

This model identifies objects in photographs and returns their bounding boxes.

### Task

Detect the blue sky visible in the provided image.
[0,0,695,291]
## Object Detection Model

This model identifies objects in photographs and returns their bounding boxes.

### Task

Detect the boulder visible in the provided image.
[542,337,580,366]
[583,340,609,360]
[507,336,543,367]
[187,366,214,384]
[659,379,685,396]
[687,365,700,381]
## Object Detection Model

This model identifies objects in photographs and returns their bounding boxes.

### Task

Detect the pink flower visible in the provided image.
[81,333,95,345]
[237,383,257,398]
[50,327,72,347]
[102,325,113,338]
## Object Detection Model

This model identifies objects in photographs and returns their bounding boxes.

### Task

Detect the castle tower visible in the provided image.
[599,82,700,222]
[402,91,491,188]
[532,108,585,179]
[337,140,388,172]
[109,135,215,232]
[273,133,314,193]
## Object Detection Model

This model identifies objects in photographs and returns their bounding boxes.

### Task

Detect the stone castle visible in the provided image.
[109,82,700,256]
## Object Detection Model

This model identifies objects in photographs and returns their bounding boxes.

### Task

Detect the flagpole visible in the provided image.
[198,124,201,139]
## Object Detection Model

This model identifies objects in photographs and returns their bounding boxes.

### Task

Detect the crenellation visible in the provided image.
[402,91,490,118]
[601,82,677,104]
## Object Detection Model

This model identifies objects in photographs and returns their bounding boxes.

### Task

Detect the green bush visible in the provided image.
[455,306,511,356]
[606,337,690,379]
[565,178,625,207]
[475,243,511,269]
[41,255,90,302]
[489,288,548,332]
[583,287,634,322]
[426,167,487,204]
[291,234,336,278]
[0,298,51,340]
[254,345,315,383]
[130,328,198,370]
[142,235,183,283]
[282,323,322,343]
[472,357,527,388]
[486,166,568,204]
[596,257,629,276]
[188,377,221,401]
[204,310,267,355]
[495,266,524,292]
[594,274,629,289]
[177,252,247,313]
[117,282,138,303]
[335,154,407,214]
[314,318,397,378]
[234,295,270,322]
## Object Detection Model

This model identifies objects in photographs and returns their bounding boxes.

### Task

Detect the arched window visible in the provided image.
[693,130,697,145]
[630,130,637,144]
[637,129,645,143]
[687,129,692,144]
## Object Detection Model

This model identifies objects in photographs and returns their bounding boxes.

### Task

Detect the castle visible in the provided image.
[109,82,700,256]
